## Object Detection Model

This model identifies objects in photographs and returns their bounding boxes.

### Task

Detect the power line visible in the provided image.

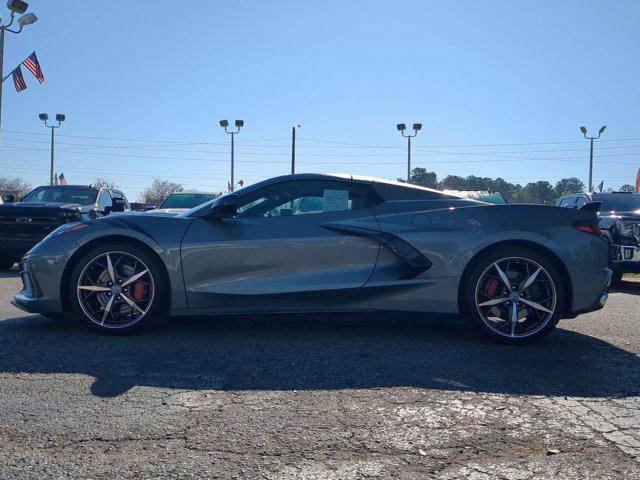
[4,129,640,149]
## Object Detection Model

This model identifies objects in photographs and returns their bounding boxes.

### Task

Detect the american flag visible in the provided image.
[22,52,45,84]
[59,173,68,186]
[12,66,27,92]
[53,173,59,185]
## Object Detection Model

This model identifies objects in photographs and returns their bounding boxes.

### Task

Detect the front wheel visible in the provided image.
[69,244,168,334]
[461,247,565,345]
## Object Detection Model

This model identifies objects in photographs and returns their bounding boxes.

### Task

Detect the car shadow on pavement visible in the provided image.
[611,279,640,296]
[0,313,638,399]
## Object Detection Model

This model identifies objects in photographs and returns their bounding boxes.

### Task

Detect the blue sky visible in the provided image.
[1,0,639,199]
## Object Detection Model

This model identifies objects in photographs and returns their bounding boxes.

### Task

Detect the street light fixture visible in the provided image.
[17,12,36,26]
[220,119,244,192]
[0,0,38,155]
[397,122,422,183]
[580,124,607,193]
[7,1,28,14]
[39,112,66,185]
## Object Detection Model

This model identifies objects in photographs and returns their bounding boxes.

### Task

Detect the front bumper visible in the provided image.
[611,244,640,273]
[11,257,65,315]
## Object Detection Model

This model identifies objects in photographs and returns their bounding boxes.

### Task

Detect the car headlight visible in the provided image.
[615,220,635,237]
[42,222,89,242]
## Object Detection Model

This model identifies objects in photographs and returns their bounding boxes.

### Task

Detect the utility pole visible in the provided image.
[220,119,244,192]
[39,113,65,185]
[396,123,422,183]
[580,125,606,192]
[0,2,39,157]
[291,124,301,174]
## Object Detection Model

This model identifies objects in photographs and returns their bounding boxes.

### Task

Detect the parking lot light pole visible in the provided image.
[397,123,422,183]
[0,1,39,154]
[580,125,606,192]
[39,113,65,185]
[220,119,243,192]
[291,123,301,175]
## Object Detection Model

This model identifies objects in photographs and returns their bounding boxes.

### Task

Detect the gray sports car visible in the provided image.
[12,174,611,344]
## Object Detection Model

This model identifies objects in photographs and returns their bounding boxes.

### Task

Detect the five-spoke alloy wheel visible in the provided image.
[462,247,565,344]
[69,243,167,334]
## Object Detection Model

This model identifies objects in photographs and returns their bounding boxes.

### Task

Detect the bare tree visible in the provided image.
[0,177,32,200]
[140,179,184,206]
[92,178,117,189]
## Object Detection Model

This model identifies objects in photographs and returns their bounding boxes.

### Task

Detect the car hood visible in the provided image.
[0,201,88,213]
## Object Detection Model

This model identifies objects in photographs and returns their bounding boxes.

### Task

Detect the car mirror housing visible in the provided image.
[208,194,239,219]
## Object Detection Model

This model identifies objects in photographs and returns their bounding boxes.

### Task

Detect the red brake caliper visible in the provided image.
[485,278,499,297]
[132,282,146,301]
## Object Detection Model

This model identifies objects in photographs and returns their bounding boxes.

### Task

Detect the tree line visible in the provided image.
[401,168,636,204]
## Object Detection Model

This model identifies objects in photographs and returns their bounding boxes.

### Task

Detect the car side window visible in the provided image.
[98,191,112,211]
[575,196,588,208]
[236,180,379,218]
[559,197,576,208]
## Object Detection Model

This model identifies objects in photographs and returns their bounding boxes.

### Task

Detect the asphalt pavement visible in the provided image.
[0,271,639,479]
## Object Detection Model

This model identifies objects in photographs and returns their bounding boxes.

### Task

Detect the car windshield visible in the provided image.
[159,193,217,209]
[593,194,640,212]
[21,186,99,205]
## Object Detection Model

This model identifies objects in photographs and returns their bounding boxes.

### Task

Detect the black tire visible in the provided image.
[461,246,565,345]
[69,243,168,334]
[610,269,624,286]
[0,257,16,271]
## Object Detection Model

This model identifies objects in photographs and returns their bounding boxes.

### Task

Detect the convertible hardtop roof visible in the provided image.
[240,173,463,201]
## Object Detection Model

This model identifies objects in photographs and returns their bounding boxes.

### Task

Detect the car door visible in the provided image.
[180,179,382,309]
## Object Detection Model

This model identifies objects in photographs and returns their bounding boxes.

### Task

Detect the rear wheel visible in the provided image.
[462,247,565,345]
[69,243,168,334]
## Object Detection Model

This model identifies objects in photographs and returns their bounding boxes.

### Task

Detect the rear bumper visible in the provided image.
[564,267,612,318]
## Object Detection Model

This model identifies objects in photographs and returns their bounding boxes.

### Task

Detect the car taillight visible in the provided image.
[574,220,602,236]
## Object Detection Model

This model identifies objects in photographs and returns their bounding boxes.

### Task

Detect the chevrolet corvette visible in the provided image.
[13,174,612,344]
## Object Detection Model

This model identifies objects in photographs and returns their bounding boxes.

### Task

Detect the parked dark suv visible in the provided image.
[556,191,640,284]
[0,185,131,270]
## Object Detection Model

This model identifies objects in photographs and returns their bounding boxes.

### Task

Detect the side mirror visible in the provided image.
[144,205,156,211]
[3,194,15,203]
[111,197,126,213]
[208,194,239,219]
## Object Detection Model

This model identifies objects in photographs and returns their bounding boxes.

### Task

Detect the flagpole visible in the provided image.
[0,27,5,156]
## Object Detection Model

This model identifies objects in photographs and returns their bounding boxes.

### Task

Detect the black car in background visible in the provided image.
[556,191,640,283]
[0,185,132,270]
